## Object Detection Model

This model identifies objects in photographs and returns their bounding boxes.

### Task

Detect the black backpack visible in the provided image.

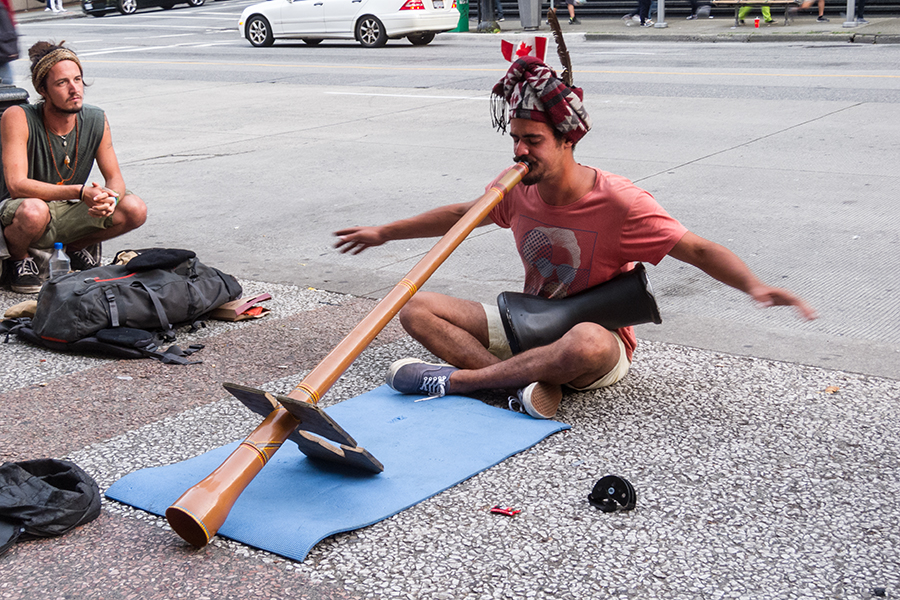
[0,459,101,557]
[3,249,242,363]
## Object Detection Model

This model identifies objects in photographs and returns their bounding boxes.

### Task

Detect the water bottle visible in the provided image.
[49,242,71,279]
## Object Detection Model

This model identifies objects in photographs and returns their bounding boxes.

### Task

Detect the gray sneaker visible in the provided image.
[508,382,562,419]
[10,257,42,294]
[386,358,458,398]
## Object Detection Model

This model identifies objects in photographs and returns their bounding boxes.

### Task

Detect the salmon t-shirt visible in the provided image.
[489,166,688,361]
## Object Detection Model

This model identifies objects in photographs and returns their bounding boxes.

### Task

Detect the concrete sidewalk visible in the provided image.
[1,277,898,600]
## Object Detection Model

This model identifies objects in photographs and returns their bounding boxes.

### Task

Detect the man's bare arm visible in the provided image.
[334,199,493,255]
[668,231,817,320]
[92,116,125,198]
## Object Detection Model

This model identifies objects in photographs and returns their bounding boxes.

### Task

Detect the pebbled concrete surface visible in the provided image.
[2,281,897,600]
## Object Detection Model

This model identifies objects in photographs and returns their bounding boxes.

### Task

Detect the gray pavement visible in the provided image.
[1,9,899,600]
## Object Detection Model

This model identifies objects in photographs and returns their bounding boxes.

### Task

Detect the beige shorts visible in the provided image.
[0,198,115,250]
[483,302,631,390]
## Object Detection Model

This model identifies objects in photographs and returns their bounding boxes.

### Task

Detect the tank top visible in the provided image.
[0,103,106,199]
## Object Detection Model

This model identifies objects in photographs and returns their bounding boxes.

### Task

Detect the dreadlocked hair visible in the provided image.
[29,40,67,71]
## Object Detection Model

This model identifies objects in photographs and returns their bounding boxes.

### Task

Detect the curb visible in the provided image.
[583,31,900,42]
[15,11,83,23]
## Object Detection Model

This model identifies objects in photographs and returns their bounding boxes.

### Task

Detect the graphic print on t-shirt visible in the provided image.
[517,216,596,299]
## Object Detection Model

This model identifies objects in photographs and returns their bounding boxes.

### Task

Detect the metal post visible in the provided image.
[842,0,857,27]
[655,0,668,27]
[478,0,496,30]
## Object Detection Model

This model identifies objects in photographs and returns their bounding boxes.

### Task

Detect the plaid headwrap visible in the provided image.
[32,48,82,92]
[491,56,591,145]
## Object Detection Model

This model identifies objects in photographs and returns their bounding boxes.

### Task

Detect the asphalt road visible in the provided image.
[13,4,900,379]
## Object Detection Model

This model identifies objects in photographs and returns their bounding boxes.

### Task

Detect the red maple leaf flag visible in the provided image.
[500,36,548,62]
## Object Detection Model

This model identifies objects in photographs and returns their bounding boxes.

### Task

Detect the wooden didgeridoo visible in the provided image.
[165,161,530,548]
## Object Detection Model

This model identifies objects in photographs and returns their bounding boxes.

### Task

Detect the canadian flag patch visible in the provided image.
[500,37,548,62]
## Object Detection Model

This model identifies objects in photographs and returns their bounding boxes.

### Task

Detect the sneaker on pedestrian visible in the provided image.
[508,382,562,420]
[569,16,580,24]
[632,14,641,22]
[686,13,696,19]
[10,257,42,294]
[386,358,458,398]
[641,19,654,26]
[44,6,52,10]
[497,16,504,21]
[816,15,829,21]
[69,247,99,271]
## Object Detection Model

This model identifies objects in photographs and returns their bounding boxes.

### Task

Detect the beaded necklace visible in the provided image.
[46,116,80,185]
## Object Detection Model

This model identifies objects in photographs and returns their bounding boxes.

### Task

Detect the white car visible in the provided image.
[238,0,460,48]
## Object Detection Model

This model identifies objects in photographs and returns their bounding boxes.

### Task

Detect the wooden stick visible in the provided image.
[165,161,531,547]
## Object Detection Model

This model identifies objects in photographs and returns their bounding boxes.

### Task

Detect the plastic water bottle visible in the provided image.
[49,242,71,279]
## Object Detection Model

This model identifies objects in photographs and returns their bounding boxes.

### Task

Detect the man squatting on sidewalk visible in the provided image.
[0,41,146,294]
[335,56,816,420]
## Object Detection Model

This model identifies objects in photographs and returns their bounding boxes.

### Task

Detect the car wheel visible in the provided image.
[117,0,137,14]
[302,38,323,46]
[356,16,387,48]
[246,15,274,47]
[407,32,435,45]
[187,0,205,5]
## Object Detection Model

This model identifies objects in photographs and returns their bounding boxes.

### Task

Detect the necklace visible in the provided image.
[46,117,79,185]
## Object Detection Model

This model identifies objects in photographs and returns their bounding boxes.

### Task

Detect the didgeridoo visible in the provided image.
[165,161,530,548]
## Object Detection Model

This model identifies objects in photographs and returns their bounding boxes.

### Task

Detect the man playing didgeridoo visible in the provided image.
[334,56,816,420]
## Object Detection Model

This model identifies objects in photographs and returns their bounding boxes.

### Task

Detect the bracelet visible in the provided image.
[79,184,85,202]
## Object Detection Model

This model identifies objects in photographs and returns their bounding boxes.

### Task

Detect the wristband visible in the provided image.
[79,184,85,202]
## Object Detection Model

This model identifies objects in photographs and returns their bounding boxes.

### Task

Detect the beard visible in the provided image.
[515,155,542,185]
[54,98,83,114]
[41,92,83,115]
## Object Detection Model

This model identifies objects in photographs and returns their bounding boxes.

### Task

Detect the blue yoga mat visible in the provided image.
[106,385,569,561]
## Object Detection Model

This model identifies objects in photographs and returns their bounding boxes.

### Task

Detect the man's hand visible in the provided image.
[334,226,387,255]
[748,285,818,321]
[83,182,117,218]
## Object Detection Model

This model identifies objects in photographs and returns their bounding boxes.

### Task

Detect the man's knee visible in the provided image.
[398,291,441,333]
[10,198,51,231]
[116,194,147,230]
[560,322,621,367]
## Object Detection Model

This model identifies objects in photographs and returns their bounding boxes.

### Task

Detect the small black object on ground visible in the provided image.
[588,475,636,513]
